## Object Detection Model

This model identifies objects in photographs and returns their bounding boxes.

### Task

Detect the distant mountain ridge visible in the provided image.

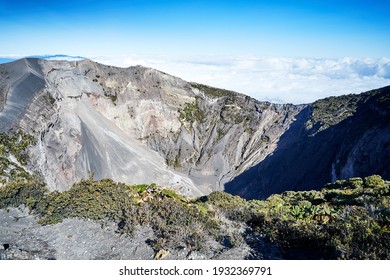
[0,58,389,198]
[0,54,87,65]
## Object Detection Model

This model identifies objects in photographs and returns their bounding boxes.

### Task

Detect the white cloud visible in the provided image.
[93,55,390,104]
[3,53,388,104]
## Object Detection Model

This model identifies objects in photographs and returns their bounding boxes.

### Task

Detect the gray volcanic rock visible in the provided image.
[0,58,303,196]
[0,59,45,131]
[0,207,153,260]
[0,207,256,260]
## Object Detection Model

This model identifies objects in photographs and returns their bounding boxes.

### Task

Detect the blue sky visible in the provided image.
[0,0,389,103]
[1,0,389,58]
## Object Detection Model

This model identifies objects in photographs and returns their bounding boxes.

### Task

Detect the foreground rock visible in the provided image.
[0,207,256,260]
[0,207,154,260]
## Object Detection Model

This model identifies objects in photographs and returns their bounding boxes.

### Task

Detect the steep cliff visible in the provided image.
[226,86,390,198]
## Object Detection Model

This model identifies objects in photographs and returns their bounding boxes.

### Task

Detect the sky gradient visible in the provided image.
[1,0,389,103]
[1,0,389,58]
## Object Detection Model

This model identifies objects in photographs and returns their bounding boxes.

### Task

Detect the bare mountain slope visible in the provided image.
[0,58,303,196]
[0,59,45,131]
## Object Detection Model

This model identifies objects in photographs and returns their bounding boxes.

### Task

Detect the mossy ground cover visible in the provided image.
[0,174,389,259]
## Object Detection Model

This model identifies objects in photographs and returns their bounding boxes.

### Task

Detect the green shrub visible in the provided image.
[179,102,205,123]
[0,131,35,165]
[0,178,221,253]
[0,177,46,209]
[364,175,385,188]
[347,177,364,189]
[246,175,390,259]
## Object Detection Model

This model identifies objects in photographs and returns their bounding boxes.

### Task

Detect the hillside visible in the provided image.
[1,58,390,260]
[1,58,389,199]
[1,175,389,259]
[227,86,390,198]
[0,58,303,197]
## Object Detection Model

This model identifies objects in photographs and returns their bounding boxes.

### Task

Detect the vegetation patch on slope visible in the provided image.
[0,131,34,181]
[0,131,35,165]
[306,87,390,133]
[190,82,237,99]
[200,175,390,259]
[179,102,205,124]
[306,94,361,132]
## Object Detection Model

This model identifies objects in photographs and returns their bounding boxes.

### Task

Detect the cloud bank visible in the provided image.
[1,54,389,104]
[94,55,390,104]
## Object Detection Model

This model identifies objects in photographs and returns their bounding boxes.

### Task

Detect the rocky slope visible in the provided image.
[226,87,390,198]
[0,58,303,197]
[0,58,389,199]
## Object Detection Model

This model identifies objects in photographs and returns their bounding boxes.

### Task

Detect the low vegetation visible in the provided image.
[0,131,35,165]
[179,102,205,124]
[306,94,361,132]
[0,173,389,259]
[202,178,385,259]
[306,87,390,133]
[0,177,220,253]
[0,131,34,181]
[190,82,236,99]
